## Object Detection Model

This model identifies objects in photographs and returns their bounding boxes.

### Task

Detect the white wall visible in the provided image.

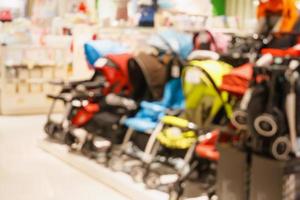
[226,0,256,29]
[0,0,26,16]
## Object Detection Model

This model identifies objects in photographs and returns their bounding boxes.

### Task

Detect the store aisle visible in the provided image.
[0,115,128,200]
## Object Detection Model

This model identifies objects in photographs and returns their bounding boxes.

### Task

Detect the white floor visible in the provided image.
[0,115,128,200]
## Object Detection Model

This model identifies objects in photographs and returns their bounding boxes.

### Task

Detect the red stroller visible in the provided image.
[44,53,133,144]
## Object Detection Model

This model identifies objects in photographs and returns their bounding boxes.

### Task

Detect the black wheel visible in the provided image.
[168,183,183,200]
[145,172,160,189]
[44,121,65,141]
[68,145,77,152]
[108,156,124,172]
[270,136,291,160]
[130,165,146,183]
[169,190,180,200]
[81,141,98,159]
[96,155,108,164]
[64,131,76,146]
[44,122,58,138]
[254,114,278,137]
[231,110,248,130]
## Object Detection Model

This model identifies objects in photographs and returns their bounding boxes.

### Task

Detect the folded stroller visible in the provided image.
[229,51,300,160]
[246,59,300,160]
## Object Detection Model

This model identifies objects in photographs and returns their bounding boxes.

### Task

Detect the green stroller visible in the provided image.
[130,60,233,191]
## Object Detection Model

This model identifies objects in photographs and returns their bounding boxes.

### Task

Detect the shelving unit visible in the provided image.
[0,44,70,115]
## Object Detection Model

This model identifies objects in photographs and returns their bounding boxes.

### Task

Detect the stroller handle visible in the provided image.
[161,116,198,131]
[46,94,72,102]
[48,80,65,86]
[76,80,107,90]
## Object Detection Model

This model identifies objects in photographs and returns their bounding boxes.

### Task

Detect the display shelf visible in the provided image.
[38,139,169,200]
[0,44,70,115]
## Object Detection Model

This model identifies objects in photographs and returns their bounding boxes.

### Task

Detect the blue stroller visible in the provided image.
[44,40,128,142]
[107,29,192,174]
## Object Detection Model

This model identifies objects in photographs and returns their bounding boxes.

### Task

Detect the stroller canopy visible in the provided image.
[147,29,193,60]
[182,60,233,127]
[100,53,133,96]
[129,52,168,101]
[84,40,129,66]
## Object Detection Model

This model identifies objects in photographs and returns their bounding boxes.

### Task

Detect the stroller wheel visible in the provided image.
[254,114,278,137]
[168,183,183,200]
[169,190,180,200]
[231,110,248,130]
[64,132,76,146]
[270,136,291,160]
[145,172,160,189]
[69,145,77,152]
[96,155,107,164]
[130,165,146,183]
[44,122,59,138]
[108,156,124,172]
[81,144,97,159]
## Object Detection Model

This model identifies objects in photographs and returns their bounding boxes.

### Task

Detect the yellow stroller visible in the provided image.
[130,60,233,191]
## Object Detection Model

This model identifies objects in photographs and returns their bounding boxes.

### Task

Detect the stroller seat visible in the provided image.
[124,118,158,134]
[123,78,185,133]
[157,128,197,149]
[154,60,233,149]
[156,116,198,149]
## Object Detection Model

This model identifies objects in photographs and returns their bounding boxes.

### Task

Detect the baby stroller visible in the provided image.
[170,55,281,200]
[170,60,263,200]
[230,49,300,160]
[107,69,185,173]
[107,30,193,171]
[140,60,233,192]
[110,59,232,193]
[246,58,300,160]
[65,53,135,151]
[168,60,261,200]
[44,40,130,143]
